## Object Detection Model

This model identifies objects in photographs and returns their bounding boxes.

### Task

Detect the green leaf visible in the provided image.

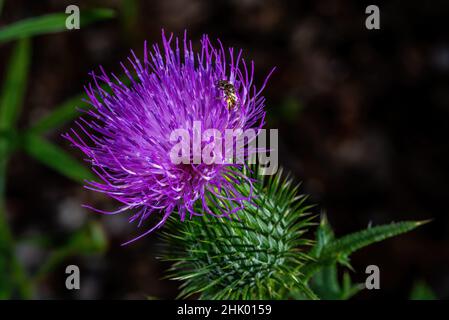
[311,264,363,300]
[340,272,364,299]
[0,9,115,44]
[309,214,334,257]
[410,280,437,300]
[324,220,428,262]
[311,264,341,299]
[303,219,428,280]
[302,215,335,279]
[29,76,130,134]
[0,37,31,131]
[28,93,87,134]
[306,217,425,299]
[0,37,32,300]
[67,221,108,254]
[0,38,29,298]
[32,222,107,283]
[22,133,95,183]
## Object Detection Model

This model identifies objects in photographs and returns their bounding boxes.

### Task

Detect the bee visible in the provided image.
[216,80,238,110]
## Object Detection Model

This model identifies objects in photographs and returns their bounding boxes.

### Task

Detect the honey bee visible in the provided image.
[216,80,238,110]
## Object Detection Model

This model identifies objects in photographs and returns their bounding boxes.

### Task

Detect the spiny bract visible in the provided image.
[160,167,316,299]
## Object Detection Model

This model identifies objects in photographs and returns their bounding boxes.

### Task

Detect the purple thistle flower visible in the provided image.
[64,31,274,245]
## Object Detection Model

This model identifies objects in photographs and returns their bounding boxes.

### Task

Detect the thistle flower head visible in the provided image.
[64,31,274,244]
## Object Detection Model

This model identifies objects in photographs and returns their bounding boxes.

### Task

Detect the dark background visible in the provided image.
[1,0,448,299]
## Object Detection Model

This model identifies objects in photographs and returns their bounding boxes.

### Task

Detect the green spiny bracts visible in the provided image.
[159,166,428,300]
[159,167,316,300]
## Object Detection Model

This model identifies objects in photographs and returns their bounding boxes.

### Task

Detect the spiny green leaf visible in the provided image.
[303,219,428,280]
[310,213,333,257]
[340,272,364,299]
[0,9,115,44]
[310,264,363,300]
[323,220,428,260]
[22,133,95,183]
[0,37,30,131]
[311,264,341,299]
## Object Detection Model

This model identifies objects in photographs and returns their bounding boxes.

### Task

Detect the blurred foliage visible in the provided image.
[32,222,107,284]
[279,97,304,124]
[22,134,95,183]
[410,280,437,300]
[120,0,140,42]
[0,38,30,130]
[0,7,113,299]
[0,9,115,43]
[265,97,304,127]
[28,93,88,135]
